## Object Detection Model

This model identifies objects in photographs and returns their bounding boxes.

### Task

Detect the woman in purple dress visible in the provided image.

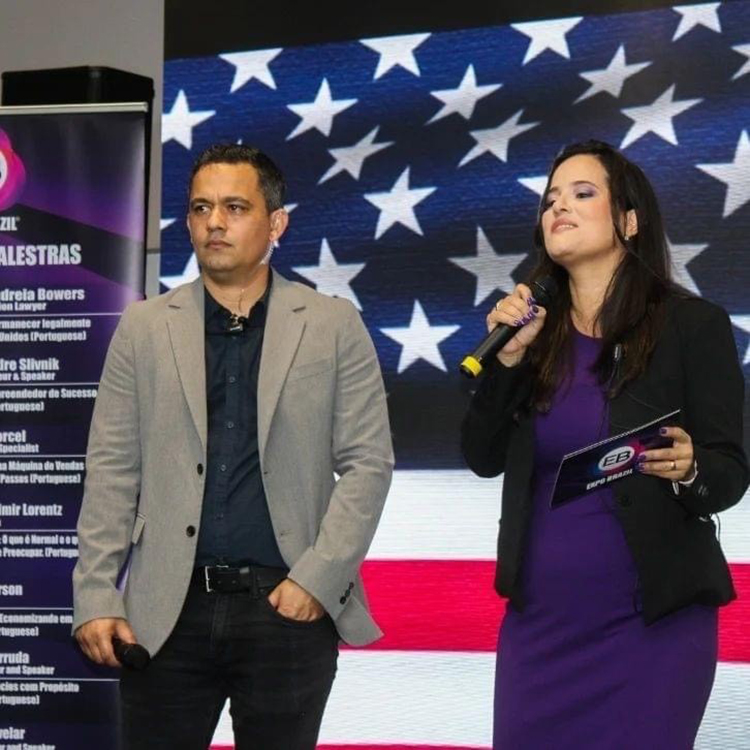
[461,141,748,749]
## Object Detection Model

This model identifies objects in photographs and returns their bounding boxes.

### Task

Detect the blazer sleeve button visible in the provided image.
[197,464,204,475]
[186,525,196,537]
[339,596,347,605]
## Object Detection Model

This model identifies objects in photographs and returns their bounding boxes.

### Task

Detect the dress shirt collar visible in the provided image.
[204,274,273,334]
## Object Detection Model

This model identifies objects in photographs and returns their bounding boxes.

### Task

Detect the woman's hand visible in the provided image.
[636,426,697,482]
[487,283,547,367]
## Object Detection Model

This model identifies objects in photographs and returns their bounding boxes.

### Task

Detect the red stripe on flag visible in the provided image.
[359,559,750,662]
[360,560,504,652]
[720,563,750,663]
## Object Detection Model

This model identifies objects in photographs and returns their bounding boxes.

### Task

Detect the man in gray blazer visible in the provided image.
[72,144,394,749]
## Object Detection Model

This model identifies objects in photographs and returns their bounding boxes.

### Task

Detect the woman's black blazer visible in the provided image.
[461,295,748,624]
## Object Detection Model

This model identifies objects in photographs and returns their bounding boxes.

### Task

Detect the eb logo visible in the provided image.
[598,446,635,472]
[0,129,26,211]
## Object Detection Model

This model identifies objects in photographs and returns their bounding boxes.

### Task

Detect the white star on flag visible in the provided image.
[160,218,176,231]
[380,300,459,373]
[319,127,393,183]
[161,254,200,289]
[286,78,358,140]
[219,48,283,92]
[460,110,539,167]
[364,167,436,239]
[732,43,750,80]
[449,227,528,306]
[730,315,750,365]
[668,238,706,295]
[511,17,583,65]
[162,90,215,150]
[696,130,750,217]
[671,3,722,41]
[620,84,701,149]
[427,65,502,124]
[575,45,651,103]
[292,239,366,310]
[360,33,430,79]
[518,176,548,197]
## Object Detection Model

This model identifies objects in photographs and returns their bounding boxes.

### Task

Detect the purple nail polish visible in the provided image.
[659,427,668,436]
[532,305,539,314]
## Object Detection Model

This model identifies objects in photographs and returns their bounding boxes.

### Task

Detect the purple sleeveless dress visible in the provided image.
[494,330,717,749]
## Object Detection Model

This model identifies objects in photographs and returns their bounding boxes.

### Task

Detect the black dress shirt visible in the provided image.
[195,280,287,568]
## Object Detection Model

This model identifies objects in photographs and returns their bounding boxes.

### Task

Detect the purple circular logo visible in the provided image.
[0,129,26,211]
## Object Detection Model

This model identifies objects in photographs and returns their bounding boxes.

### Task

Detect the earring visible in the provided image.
[623,234,630,241]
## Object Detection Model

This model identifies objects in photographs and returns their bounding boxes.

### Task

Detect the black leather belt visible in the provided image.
[192,564,288,594]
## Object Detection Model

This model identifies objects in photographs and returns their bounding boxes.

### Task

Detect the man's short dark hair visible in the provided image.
[188,144,286,213]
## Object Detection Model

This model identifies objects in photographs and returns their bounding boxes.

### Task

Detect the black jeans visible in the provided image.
[119,579,339,749]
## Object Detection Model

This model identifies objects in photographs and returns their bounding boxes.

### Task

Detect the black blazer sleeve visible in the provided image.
[461,359,533,477]
[672,299,749,515]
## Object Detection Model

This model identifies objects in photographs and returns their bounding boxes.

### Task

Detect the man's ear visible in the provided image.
[269,208,289,243]
[185,215,193,243]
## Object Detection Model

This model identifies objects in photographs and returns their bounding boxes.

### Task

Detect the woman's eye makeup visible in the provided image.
[542,186,597,208]
[574,179,599,198]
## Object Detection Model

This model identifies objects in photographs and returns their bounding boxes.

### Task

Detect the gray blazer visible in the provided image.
[72,270,394,653]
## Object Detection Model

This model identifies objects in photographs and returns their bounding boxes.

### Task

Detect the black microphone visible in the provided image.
[112,636,151,670]
[459,275,559,378]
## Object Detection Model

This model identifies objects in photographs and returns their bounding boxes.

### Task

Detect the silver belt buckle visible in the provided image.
[204,564,228,592]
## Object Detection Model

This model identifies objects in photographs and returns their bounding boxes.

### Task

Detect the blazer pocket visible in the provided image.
[131,514,146,545]
[286,357,333,383]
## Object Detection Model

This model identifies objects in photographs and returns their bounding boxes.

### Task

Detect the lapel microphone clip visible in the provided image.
[227,313,247,334]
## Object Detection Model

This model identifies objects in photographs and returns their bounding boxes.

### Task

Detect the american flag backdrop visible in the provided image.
[161,3,750,747]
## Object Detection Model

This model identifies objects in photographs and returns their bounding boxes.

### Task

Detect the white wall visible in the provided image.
[0,0,164,296]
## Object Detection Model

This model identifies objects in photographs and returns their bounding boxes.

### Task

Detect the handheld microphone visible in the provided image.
[459,275,559,378]
[112,636,151,670]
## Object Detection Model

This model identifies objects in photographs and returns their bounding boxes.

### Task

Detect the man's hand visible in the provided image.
[75,617,136,667]
[268,579,325,622]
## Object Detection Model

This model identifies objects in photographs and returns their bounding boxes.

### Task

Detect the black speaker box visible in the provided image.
[1,65,153,107]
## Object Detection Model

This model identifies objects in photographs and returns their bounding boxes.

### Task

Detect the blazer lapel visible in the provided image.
[166,278,207,451]
[258,270,306,459]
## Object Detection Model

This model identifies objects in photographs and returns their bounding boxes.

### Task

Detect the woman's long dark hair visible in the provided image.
[527,140,684,410]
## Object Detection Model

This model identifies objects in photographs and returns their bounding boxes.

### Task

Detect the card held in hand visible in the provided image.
[550,409,680,507]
